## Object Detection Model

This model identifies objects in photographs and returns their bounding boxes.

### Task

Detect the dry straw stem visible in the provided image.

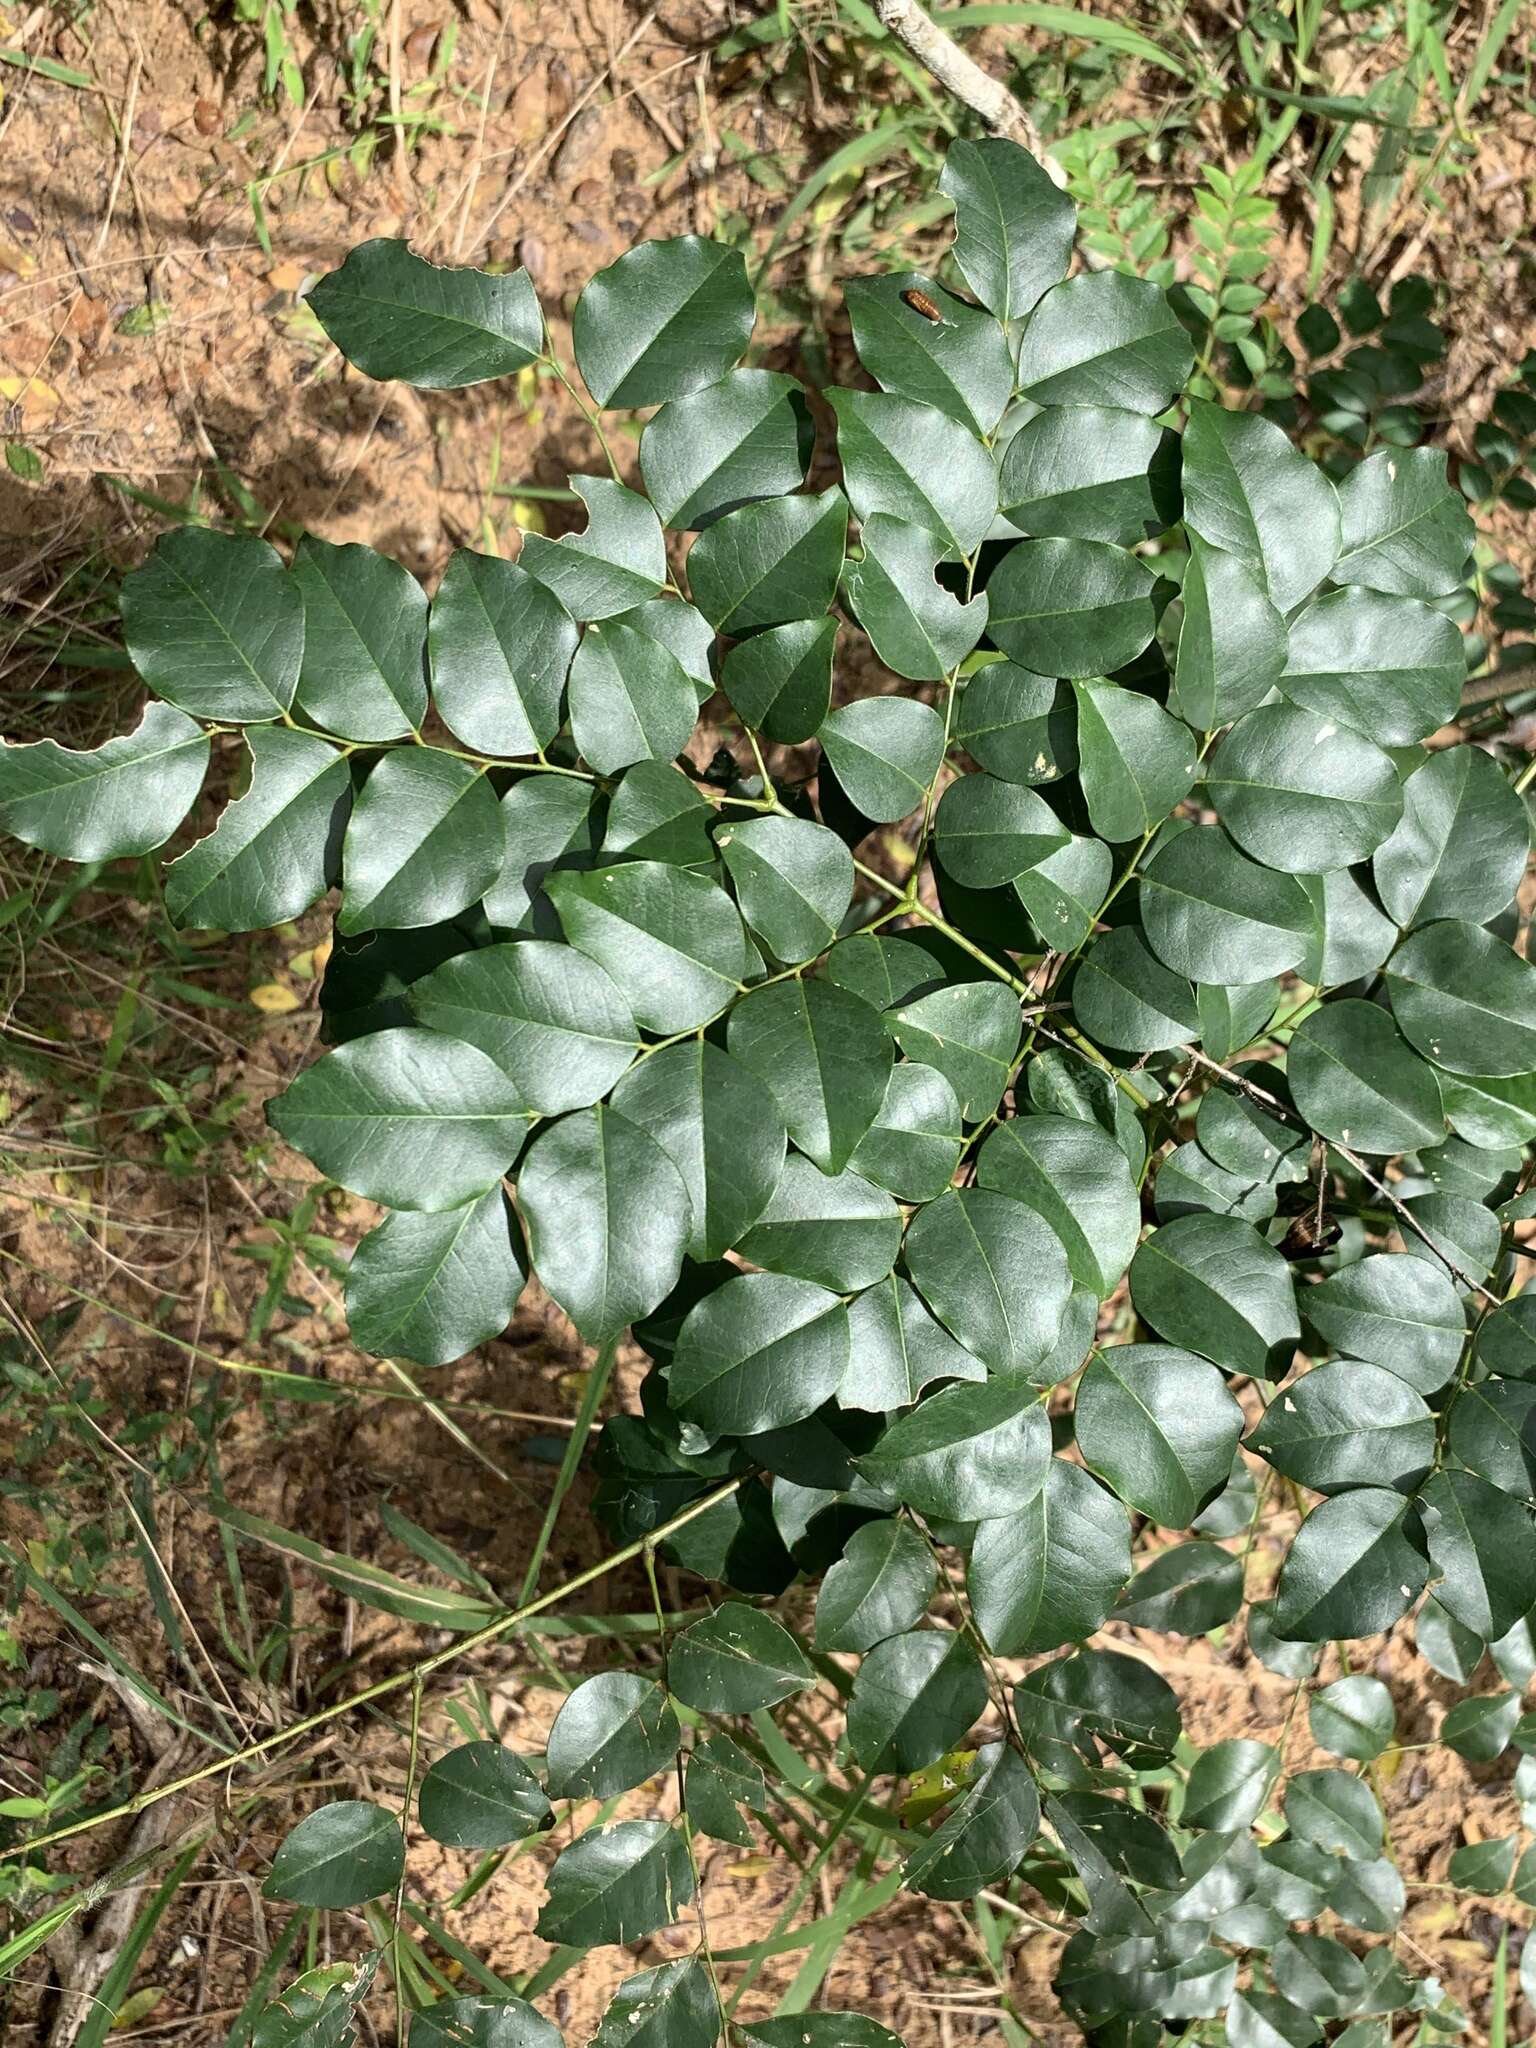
[874,0,1060,179]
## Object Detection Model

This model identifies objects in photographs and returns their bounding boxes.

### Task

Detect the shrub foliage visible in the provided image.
[3,138,1534,2047]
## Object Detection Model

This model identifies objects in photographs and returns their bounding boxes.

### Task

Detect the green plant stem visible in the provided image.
[543,351,624,484]
[516,1334,619,1605]
[391,1675,425,2034]
[1,1473,747,1864]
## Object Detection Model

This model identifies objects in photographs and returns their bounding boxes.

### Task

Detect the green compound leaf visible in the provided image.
[939,136,1076,324]
[687,487,848,634]
[932,772,1068,889]
[1303,1253,1465,1394]
[669,1271,850,1436]
[1372,745,1530,930]
[975,1114,1139,1297]
[122,527,303,722]
[1114,1539,1242,1635]
[548,860,752,1033]
[987,540,1159,680]
[409,940,638,1114]
[545,1672,681,1798]
[163,727,349,931]
[517,477,666,621]
[1450,1837,1520,1897]
[484,776,602,934]
[264,1800,404,1908]
[736,1155,901,1291]
[1180,399,1340,613]
[292,535,429,740]
[952,662,1076,785]
[856,1377,1051,1520]
[904,1740,1040,1901]
[1015,269,1193,413]
[616,598,716,699]
[841,514,989,682]
[815,1518,937,1653]
[1418,1468,1536,1640]
[737,2016,906,2046]
[1000,404,1179,545]
[1015,1646,1182,1770]
[413,1996,559,2048]
[1205,704,1403,874]
[1015,834,1112,951]
[568,619,698,776]
[592,1959,720,2048]
[1129,1213,1299,1376]
[719,813,853,964]
[535,1820,693,1949]
[0,699,209,863]
[1476,1291,1536,1380]
[1073,680,1197,842]
[345,1187,526,1367]
[517,1103,690,1343]
[826,930,944,1009]
[1170,533,1286,734]
[267,1027,528,1212]
[1183,1739,1280,1832]
[829,388,998,560]
[1074,1345,1245,1527]
[417,1741,551,1847]
[1309,1677,1395,1763]
[427,551,577,756]
[969,1459,1132,1655]
[1246,1360,1435,1496]
[1278,586,1464,746]
[1286,999,1444,1154]
[611,1039,785,1263]
[1137,824,1315,985]
[668,1601,814,1713]
[687,1734,767,1847]
[721,618,836,745]
[845,271,1014,432]
[845,1628,987,1773]
[817,696,946,823]
[339,750,504,934]
[306,239,542,387]
[1386,920,1536,1079]
[1073,925,1199,1053]
[727,978,892,1174]
[1298,866,1397,987]
[838,1272,984,1412]
[1334,446,1475,597]
[1271,1489,1428,1643]
[639,369,811,529]
[887,981,1020,1123]
[904,1187,1072,1379]
[1440,1690,1521,1763]
[573,236,754,409]
[1196,977,1280,1064]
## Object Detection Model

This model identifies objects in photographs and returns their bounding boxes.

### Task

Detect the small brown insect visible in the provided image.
[902,286,944,324]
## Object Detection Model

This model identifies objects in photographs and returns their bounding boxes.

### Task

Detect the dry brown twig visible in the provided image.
[872,0,1060,179]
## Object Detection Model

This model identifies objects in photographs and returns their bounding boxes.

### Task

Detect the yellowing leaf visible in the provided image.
[0,374,61,422]
[250,981,301,1014]
[901,1747,978,1825]
[110,1986,165,2031]
[725,1856,774,1879]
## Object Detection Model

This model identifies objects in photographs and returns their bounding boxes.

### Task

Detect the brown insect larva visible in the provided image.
[901,286,944,323]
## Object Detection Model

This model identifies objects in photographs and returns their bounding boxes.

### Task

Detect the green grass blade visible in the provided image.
[936,4,1191,77]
